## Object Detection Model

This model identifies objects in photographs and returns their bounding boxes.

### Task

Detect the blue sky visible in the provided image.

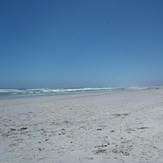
[0,0,163,88]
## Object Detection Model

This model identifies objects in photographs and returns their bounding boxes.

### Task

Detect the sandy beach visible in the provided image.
[1,88,163,162]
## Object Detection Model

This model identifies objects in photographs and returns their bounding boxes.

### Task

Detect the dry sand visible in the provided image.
[1,88,163,162]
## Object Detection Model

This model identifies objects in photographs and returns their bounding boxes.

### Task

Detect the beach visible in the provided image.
[1,88,163,163]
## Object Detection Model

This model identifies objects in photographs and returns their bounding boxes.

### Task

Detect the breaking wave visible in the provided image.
[0,87,148,98]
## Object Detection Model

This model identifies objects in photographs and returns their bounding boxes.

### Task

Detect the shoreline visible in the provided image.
[0,86,153,100]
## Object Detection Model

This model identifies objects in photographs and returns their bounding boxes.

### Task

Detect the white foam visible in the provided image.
[0,87,149,98]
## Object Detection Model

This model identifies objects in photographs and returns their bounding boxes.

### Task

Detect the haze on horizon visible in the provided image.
[0,0,163,88]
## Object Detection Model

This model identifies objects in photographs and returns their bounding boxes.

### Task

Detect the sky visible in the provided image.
[0,0,163,88]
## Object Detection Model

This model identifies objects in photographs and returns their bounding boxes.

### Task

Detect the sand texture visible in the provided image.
[1,89,163,162]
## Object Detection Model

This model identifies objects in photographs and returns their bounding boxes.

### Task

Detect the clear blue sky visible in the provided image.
[0,0,163,88]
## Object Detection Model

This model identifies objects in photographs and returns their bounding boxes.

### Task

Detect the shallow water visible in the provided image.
[0,87,147,99]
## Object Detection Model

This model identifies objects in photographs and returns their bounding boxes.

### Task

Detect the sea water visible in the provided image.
[0,87,148,99]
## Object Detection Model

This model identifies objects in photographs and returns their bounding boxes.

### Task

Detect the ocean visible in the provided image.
[0,87,148,99]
